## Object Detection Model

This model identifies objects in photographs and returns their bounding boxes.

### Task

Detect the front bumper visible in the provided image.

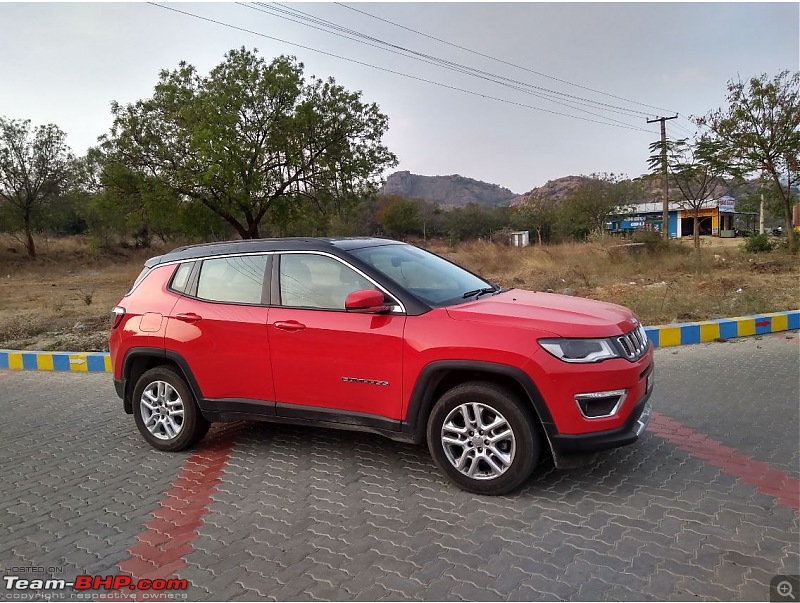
[549,377,654,454]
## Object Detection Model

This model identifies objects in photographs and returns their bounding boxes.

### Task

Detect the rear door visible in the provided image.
[268,252,406,424]
[165,253,274,408]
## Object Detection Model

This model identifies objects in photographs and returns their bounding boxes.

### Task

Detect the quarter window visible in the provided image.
[169,262,194,294]
[196,255,268,304]
[279,254,375,309]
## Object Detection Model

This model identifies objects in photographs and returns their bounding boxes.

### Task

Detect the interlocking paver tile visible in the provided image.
[1,334,798,601]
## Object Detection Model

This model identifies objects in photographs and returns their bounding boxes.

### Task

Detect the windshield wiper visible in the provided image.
[462,287,498,299]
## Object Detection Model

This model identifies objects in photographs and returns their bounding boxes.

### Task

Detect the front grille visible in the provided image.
[616,324,648,361]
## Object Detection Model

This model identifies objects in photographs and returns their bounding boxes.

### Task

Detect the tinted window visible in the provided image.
[280,254,375,309]
[351,244,493,306]
[169,262,194,294]
[197,255,268,304]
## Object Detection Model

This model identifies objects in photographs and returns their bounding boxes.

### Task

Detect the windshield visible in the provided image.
[351,244,496,307]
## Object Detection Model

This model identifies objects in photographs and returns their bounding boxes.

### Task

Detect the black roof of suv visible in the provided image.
[145,237,402,267]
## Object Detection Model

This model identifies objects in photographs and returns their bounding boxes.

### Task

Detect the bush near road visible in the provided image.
[0,234,797,352]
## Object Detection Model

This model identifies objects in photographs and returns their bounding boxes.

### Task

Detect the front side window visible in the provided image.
[279,254,375,310]
[351,244,494,307]
[196,255,268,304]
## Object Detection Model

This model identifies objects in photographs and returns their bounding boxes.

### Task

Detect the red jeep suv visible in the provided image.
[110,238,654,495]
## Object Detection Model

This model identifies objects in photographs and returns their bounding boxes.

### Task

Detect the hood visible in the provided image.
[445,290,639,338]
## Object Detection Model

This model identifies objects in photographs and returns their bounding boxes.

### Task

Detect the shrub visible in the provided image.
[631,230,670,254]
[742,233,772,253]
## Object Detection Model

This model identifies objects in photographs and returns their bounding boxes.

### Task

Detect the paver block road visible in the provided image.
[1,333,798,601]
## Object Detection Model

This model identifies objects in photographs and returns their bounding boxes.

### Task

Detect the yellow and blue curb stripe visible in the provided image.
[0,310,797,371]
[0,351,112,372]
[645,310,799,348]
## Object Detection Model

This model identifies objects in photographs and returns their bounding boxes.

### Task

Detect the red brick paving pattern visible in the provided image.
[649,411,800,510]
[117,423,243,586]
[113,410,799,591]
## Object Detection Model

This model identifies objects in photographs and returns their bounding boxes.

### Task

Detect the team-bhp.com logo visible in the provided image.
[4,575,188,596]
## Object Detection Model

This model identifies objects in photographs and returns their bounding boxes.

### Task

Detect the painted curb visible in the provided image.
[0,350,111,373]
[644,310,799,348]
[0,310,798,372]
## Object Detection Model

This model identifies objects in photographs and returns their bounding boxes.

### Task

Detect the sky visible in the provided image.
[0,2,797,194]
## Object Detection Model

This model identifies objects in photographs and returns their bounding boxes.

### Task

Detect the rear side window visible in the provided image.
[169,262,194,294]
[196,255,268,305]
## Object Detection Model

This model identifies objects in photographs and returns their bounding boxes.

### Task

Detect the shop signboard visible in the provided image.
[719,196,736,213]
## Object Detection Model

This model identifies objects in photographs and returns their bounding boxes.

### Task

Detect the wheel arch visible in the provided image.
[404,361,556,447]
[121,348,203,414]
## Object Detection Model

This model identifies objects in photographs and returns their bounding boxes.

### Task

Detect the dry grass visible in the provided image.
[0,234,797,351]
[0,235,174,351]
[438,237,799,325]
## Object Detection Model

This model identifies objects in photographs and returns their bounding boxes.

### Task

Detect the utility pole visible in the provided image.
[759,168,765,234]
[647,115,678,239]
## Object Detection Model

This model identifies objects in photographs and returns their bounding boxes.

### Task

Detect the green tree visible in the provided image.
[0,117,75,257]
[443,204,510,242]
[650,137,728,251]
[101,48,397,239]
[511,191,557,245]
[378,196,423,238]
[559,174,638,238]
[697,71,800,252]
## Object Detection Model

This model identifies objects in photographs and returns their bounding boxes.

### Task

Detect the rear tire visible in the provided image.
[427,381,540,495]
[132,366,209,452]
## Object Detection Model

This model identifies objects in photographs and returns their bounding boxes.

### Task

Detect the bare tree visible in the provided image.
[0,117,74,258]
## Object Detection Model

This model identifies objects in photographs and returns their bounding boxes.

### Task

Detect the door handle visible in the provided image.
[273,320,306,332]
[174,312,202,323]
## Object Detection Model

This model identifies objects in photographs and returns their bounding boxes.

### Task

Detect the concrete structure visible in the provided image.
[509,230,530,247]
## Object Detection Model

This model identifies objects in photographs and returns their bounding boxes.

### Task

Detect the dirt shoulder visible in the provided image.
[0,236,171,352]
[0,235,797,352]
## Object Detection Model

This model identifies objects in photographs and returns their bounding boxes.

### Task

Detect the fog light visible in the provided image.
[574,389,627,419]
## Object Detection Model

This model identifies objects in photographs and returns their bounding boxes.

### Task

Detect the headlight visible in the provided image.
[538,338,620,363]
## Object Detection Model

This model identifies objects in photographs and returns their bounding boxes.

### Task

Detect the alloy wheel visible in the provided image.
[440,402,516,480]
[140,380,185,440]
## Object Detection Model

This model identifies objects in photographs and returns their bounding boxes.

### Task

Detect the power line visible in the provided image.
[238,2,649,129]
[335,2,678,116]
[251,2,654,121]
[147,3,655,133]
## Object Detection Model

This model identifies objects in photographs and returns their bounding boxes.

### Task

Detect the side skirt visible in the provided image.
[198,398,415,444]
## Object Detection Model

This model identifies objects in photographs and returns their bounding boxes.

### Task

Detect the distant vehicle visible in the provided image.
[772,227,784,236]
[110,237,655,495]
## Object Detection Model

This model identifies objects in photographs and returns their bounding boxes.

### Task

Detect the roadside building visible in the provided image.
[606,196,755,238]
[605,202,681,238]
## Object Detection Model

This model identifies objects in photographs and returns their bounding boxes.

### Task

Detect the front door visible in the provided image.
[268,252,405,424]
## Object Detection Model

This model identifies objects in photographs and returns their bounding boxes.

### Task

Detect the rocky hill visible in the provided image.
[511,174,755,207]
[380,171,518,208]
[509,176,592,206]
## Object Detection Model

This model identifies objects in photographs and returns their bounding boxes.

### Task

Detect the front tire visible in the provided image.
[132,366,209,452]
[427,382,541,495]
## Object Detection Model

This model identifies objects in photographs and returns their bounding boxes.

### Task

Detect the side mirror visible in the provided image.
[345,289,387,313]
